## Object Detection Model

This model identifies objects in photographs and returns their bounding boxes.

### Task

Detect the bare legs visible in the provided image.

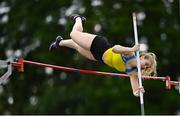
[59,39,96,61]
[58,17,97,61]
[70,18,96,51]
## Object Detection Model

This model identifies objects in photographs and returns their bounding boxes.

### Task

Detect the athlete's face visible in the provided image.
[140,55,151,69]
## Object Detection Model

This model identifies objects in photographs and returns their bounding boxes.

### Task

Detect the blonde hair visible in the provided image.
[140,52,157,76]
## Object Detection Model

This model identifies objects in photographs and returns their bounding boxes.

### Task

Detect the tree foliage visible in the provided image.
[0,0,180,115]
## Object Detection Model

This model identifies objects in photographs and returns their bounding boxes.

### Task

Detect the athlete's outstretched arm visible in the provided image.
[112,44,140,55]
[129,72,145,97]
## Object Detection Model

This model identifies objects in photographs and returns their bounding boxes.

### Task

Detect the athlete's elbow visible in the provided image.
[112,45,120,53]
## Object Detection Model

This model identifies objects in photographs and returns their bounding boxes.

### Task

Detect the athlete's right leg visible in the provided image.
[70,17,96,51]
[60,39,97,61]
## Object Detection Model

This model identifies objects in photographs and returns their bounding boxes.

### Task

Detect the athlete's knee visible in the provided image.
[70,30,81,39]
[70,31,76,39]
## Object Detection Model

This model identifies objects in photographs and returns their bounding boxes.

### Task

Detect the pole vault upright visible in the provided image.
[132,13,145,115]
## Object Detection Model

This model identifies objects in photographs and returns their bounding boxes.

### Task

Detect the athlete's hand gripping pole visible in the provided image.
[133,12,145,116]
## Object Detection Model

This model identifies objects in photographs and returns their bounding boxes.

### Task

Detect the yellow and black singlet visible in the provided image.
[104,48,137,74]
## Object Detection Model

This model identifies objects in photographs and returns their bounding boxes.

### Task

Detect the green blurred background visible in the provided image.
[0,0,180,115]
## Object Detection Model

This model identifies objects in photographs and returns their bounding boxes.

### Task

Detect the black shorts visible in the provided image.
[90,36,111,61]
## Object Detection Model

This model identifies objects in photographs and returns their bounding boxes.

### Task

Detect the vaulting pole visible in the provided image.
[132,13,145,115]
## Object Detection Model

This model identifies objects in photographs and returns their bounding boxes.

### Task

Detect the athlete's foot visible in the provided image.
[70,14,86,22]
[49,36,63,51]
